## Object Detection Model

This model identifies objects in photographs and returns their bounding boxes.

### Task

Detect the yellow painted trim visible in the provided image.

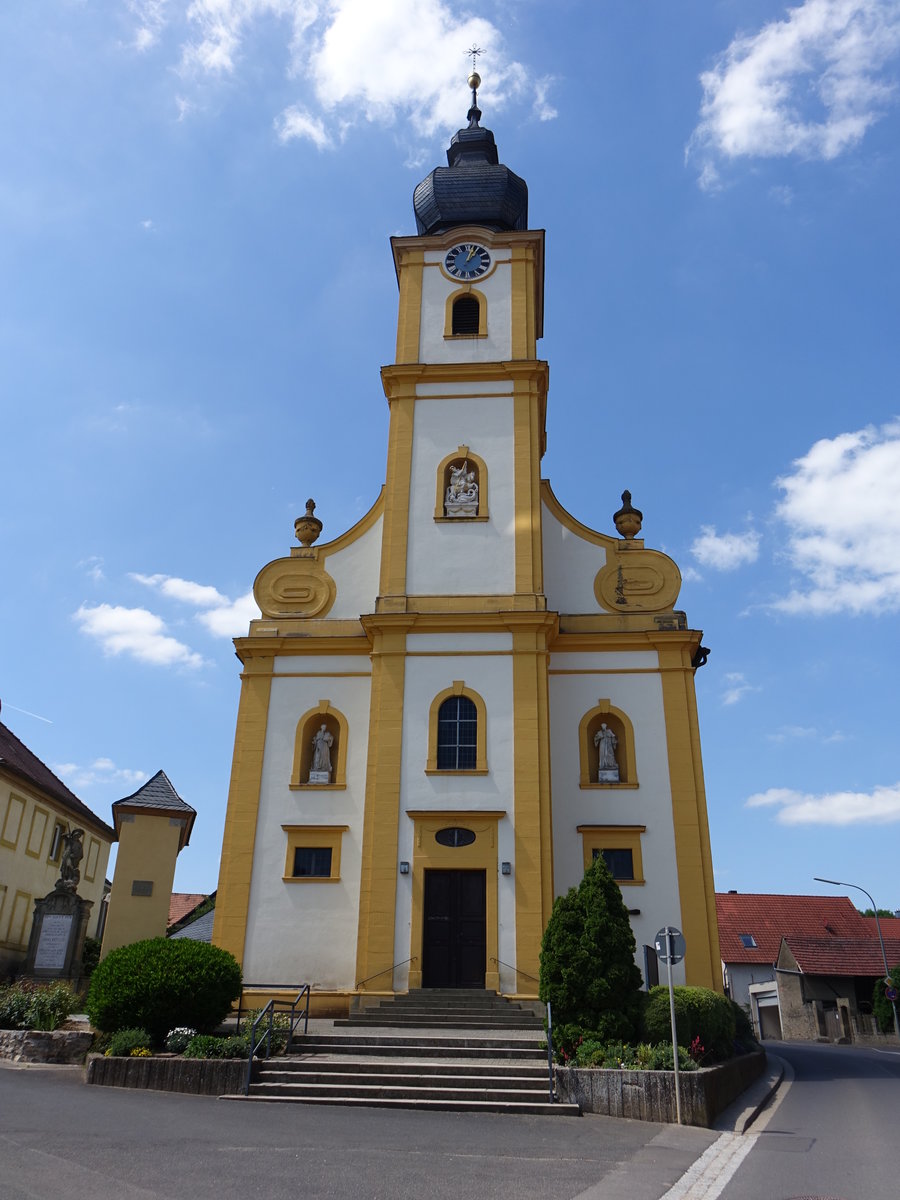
[443,286,488,338]
[211,654,274,967]
[317,486,385,557]
[392,244,424,363]
[381,359,549,392]
[425,681,488,773]
[1,792,25,850]
[541,479,619,548]
[84,835,100,883]
[7,890,31,948]
[25,805,48,859]
[281,825,349,882]
[0,885,6,936]
[511,618,555,988]
[46,819,65,864]
[577,700,638,786]
[433,444,489,520]
[354,618,413,991]
[378,381,415,601]
[513,374,546,594]
[657,643,721,991]
[289,700,350,788]
[405,810,502,992]
[578,825,646,884]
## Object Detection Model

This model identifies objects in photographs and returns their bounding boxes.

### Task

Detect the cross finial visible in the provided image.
[464,45,483,122]
[466,44,483,73]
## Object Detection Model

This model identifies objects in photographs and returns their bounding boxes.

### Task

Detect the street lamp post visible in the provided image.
[814,876,900,1041]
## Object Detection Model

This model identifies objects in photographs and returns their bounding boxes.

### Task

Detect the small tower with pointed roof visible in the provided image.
[101,770,196,958]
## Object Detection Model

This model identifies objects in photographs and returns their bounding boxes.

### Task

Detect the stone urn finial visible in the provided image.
[294,498,323,547]
[613,490,643,540]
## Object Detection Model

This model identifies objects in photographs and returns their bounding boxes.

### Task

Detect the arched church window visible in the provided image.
[425,682,488,774]
[434,445,488,520]
[436,696,477,769]
[451,294,480,335]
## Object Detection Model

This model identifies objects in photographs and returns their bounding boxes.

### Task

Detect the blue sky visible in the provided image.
[3,1,900,913]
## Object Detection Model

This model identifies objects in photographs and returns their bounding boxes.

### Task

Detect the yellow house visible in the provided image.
[0,718,114,976]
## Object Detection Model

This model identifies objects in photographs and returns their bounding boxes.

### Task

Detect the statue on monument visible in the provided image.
[445,460,479,517]
[310,724,334,779]
[58,828,84,892]
[594,724,619,781]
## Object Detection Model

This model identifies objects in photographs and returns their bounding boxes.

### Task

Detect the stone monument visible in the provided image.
[594,723,620,783]
[308,723,334,784]
[445,461,479,517]
[23,829,94,982]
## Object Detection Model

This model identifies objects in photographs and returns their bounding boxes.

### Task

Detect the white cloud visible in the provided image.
[746,782,900,824]
[131,572,260,636]
[276,105,332,149]
[74,603,205,668]
[53,758,147,792]
[140,218,155,231]
[129,0,169,52]
[767,724,846,743]
[681,565,704,584]
[691,525,761,570]
[722,671,757,706]
[772,420,900,614]
[79,555,106,583]
[689,0,900,186]
[133,1,549,145]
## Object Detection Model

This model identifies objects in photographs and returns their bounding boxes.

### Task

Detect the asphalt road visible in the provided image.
[719,1041,900,1200]
[0,1063,717,1200]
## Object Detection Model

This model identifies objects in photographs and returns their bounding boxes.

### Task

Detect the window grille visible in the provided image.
[451,295,480,335]
[436,696,478,769]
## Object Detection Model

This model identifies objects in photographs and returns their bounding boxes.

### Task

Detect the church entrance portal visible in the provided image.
[422,869,486,989]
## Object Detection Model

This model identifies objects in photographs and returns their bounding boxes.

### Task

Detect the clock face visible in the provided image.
[444,243,491,279]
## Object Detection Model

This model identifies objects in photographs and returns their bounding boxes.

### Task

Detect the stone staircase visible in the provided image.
[224,990,578,1115]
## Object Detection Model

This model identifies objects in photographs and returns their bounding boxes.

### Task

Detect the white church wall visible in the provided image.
[321,513,383,619]
[548,657,686,985]
[419,254,512,362]
[541,501,611,613]
[241,666,371,989]
[392,648,518,986]
[406,390,516,595]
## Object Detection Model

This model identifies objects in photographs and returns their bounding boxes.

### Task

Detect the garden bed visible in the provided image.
[555,1048,766,1127]
[86,1053,246,1096]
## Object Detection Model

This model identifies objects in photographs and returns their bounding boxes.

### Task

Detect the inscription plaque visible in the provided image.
[34,913,74,971]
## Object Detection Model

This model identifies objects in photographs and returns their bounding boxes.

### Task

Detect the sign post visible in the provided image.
[655,925,686,1125]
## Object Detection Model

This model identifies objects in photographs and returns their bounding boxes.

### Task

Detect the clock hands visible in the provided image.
[465,246,477,262]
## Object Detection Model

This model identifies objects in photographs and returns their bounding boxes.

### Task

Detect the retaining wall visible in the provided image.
[0,1029,94,1064]
[555,1049,766,1127]
[86,1054,246,1096]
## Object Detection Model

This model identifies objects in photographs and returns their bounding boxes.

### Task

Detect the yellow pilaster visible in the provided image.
[394,245,424,364]
[354,616,413,990]
[510,615,557,988]
[657,642,721,990]
[513,372,546,597]
[211,652,274,967]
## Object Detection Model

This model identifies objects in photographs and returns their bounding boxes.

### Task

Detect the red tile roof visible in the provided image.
[716,892,870,964]
[0,719,115,838]
[168,893,207,928]
[781,935,900,976]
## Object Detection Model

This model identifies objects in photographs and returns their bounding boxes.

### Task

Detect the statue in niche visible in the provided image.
[58,829,84,892]
[309,724,334,783]
[445,460,479,517]
[594,724,620,782]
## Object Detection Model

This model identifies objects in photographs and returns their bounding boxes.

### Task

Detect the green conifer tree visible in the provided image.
[539,854,644,1041]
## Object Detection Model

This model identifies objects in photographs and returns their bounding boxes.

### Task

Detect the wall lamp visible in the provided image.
[399,861,410,875]
[501,861,512,876]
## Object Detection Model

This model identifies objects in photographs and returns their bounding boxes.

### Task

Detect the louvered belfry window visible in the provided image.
[452,294,480,335]
[436,695,478,769]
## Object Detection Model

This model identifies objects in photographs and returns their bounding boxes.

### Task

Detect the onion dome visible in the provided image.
[413,71,528,235]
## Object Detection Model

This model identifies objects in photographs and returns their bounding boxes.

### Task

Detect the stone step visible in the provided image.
[247,1080,559,1104]
[260,1062,549,1081]
[335,1016,542,1029]
[290,1034,545,1059]
[224,1093,579,1116]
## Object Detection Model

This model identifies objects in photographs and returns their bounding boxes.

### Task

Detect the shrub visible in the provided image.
[0,981,77,1031]
[240,1010,292,1056]
[184,1033,248,1059]
[80,937,102,979]
[730,999,757,1051]
[641,986,736,1062]
[569,1038,698,1071]
[165,1027,197,1053]
[85,938,242,1045]
[873,966,900,1034]
[540,855,644,1043]
[107,1028,152,1057]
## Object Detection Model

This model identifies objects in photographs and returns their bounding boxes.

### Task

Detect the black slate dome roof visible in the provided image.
[413,100,528,235]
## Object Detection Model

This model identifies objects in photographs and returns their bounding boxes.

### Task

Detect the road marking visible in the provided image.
[659,1131,758,1200]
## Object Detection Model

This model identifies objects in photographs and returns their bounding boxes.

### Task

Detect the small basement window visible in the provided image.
[578,825,645,885]
[282,824,348,883]
[592,846,635,881]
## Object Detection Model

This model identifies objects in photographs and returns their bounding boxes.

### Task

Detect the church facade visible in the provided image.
[212,83,720,1010]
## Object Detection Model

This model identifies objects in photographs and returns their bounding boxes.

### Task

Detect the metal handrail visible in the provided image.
[355,957,416,990]
[546,999,556,1102]
[243,985,311,1097]
[488,957,540,986]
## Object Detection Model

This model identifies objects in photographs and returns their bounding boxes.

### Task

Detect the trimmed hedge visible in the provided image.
[86,938,241,1045]
[873,965,900,1034]
[641,985,736,1062]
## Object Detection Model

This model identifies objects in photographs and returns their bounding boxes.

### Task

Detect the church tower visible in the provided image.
[212,75,720,1011]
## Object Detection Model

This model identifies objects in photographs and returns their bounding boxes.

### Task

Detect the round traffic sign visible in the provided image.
[886,986,898,1002]
[655,926,686,965]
